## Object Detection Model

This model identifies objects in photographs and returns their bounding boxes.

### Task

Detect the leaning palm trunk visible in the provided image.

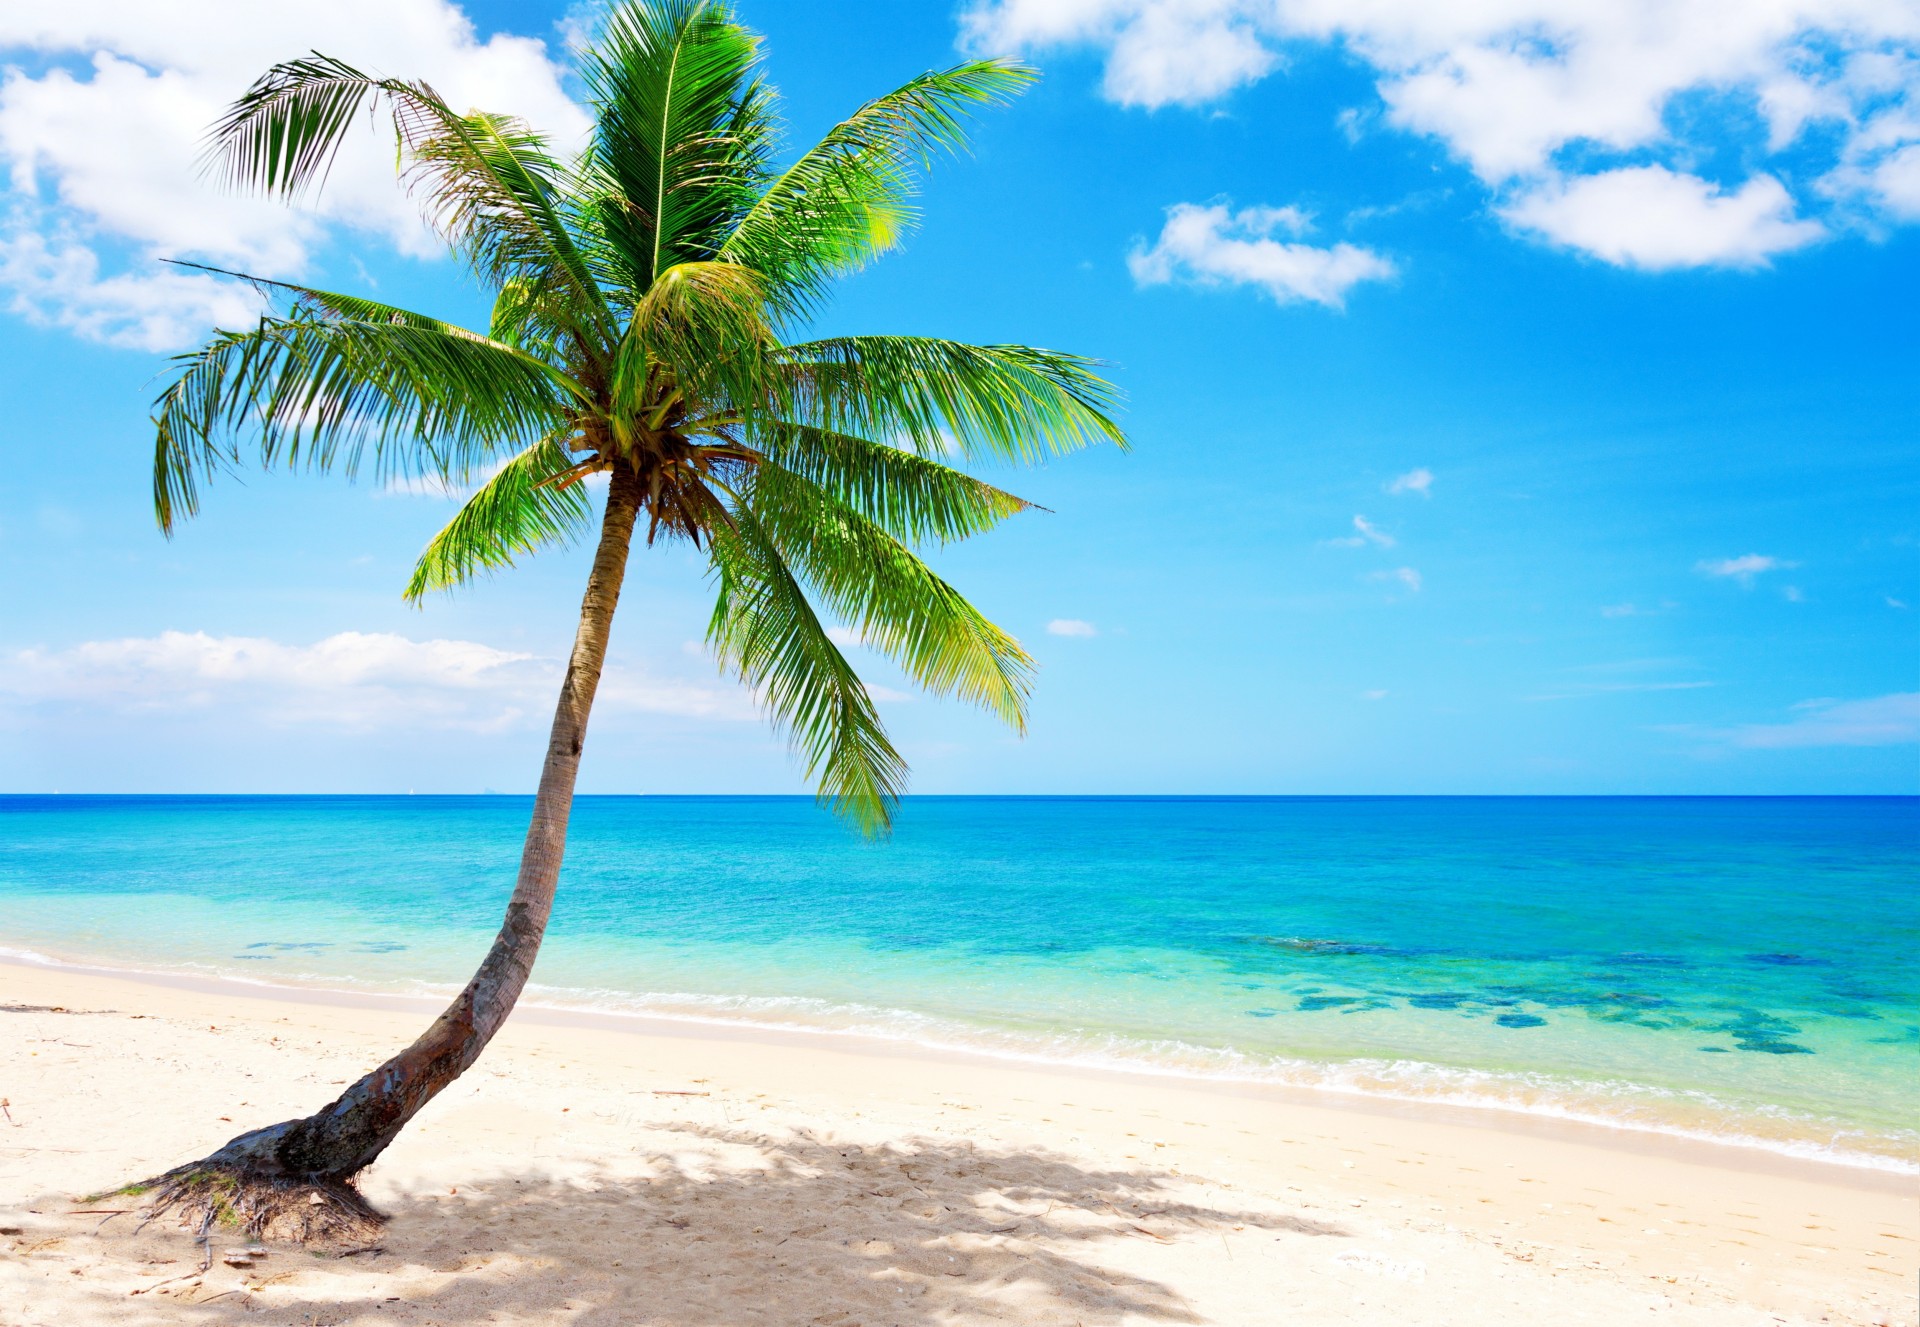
[133,0,1124,1245]
[139,470,642,1241]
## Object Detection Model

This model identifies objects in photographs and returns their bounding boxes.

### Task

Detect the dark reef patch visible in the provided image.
[1495,1013,1547,1029]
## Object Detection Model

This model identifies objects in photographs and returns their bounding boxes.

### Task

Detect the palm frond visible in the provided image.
[152,303,578,532]
[721,60,1033,319]
[610,261,772,437]
[707,502,907,835]
[739,463,1033,732]
[744,420,1036,544]
[575,0,766,298]
[774,336,1125,465]
[207,54,611,336]
[405,436,599,600]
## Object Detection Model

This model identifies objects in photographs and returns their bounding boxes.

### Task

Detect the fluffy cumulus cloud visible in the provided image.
[0,2,586,349]
[1502,168,1824,271]
[0,630,755,733]
[1129,201,1395,306]
[961,0,1920,269]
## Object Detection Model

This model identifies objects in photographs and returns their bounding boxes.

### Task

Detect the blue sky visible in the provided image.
[0,0,1914,796]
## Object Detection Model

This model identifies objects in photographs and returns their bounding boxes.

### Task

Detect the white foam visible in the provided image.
[4,946,1912,1175]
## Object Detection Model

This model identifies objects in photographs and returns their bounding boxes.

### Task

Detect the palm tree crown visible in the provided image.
[152,0,1124,832]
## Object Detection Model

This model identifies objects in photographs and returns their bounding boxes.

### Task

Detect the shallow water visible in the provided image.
[1,795,1913,1169]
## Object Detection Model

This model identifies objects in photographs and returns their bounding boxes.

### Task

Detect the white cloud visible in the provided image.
[0,2,587,350]
[961,0,1920,268]
[1385,467,1433,497]
[1717,693,1920,748]
[1601,600,1677,618]
[0,630,754,733]
[1129,201,1395,308]
[1046,618,1099,637]
[1360,688,1388,700]
[1531,679,1715,701]
[1369,566,1422,593]
[1783,584,1806,602]
[1502,168,1823,270]
[1697,553,1796,584]
[1327,514,1396,548]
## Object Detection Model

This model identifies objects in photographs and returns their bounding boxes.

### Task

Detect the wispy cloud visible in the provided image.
[1385,467,1433,497]
[1369,567,1422,593]
[1128,202,1395,308]
[0,630,756,733]
[1697,554,1796,585]
[1360,688,1389,700]
[1046,618,1098,638]
[1696,693,1920,749]
[1530,680,1715,702]
[1325,514,1396,549]
[1528,657,1712,701]
[1601,600,1680,618]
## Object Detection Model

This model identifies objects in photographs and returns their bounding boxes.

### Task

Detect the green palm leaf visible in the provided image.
[775,335,1125,464]
[405,437,599,600]
[738,463,1034,731]
[720,60,1034,318]
[746,420,1036,544]
[208,54,612,339]
[707,502,907,833]
[153,303,576,531]
[576,0,766,299]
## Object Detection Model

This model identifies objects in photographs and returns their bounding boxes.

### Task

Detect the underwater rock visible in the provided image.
[1495,1013,1547,1029]
[1731,1036,1814,1055]
[1252,937,1405,957]
[1298,995,1362,1011]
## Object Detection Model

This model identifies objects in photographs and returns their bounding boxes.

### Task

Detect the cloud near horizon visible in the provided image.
[961,0,1920,270]
[1711,693,1920,749]
[0,630,757,733]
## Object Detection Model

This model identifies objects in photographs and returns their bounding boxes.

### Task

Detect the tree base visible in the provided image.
[130,1154,385,1248]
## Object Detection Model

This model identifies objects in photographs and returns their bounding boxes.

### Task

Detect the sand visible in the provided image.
[0,958,1910,1326]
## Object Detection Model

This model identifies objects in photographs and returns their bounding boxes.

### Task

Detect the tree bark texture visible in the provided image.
[199,464,644,1182]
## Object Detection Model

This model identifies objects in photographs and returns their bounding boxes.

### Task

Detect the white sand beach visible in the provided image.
[0,959,1910,1326]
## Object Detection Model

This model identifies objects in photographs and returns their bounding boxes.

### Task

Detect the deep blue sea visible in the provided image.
[1,795,1913,1169]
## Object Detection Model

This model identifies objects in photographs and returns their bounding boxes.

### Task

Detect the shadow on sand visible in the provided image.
[34,1122,1348,1325]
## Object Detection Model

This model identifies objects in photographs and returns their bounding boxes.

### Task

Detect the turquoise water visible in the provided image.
[1,795,1914,1169]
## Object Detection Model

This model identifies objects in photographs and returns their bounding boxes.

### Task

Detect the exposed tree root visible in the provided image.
[132,1158,384,1248]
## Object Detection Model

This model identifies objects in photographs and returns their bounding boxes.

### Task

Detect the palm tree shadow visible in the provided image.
[298,1123,1349,1325]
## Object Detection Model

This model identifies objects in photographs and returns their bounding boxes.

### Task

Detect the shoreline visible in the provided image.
[1,950,1908,1192]
[1,958,1912,1325]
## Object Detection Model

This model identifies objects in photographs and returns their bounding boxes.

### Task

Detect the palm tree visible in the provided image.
[133,0,1122,1243]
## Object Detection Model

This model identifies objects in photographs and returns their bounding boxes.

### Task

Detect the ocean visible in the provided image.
[1,794,1913,1171]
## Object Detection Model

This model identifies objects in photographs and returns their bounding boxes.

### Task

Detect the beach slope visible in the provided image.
[0,962,1909,1326]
